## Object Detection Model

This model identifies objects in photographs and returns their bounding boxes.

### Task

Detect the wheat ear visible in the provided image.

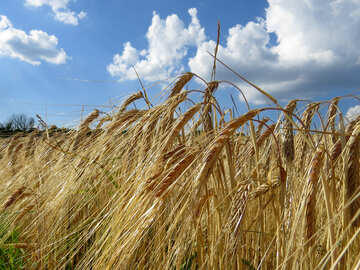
[169,72,193,98]
[161,104,202,154]
[256,117,270,136]
[155,152,198,198]
[3,186,26,209]
[119,91,143,113]
[196,109,261,189]
[282,100,297,163]
[80,109,100,130]
[203,81,219,131]
[330,115,360,163]
[305,145,324,251]
[345,123,360,227]
[106,109,144,135]
[96,115,112,129]
[328,97,339,144]
[6,133,22,157]
[298,102,320,165]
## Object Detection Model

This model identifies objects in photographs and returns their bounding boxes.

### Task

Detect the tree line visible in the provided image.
[0,113,36,137]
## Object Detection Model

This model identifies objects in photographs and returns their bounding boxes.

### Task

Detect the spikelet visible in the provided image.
[345,122,360,227]
[248,177,280,200]
[282,100,297,163]
[169,72,193,98]
[119,91,144,113]
[305,145,324,250]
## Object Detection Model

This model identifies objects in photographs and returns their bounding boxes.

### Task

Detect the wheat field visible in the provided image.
[1,71,360,269]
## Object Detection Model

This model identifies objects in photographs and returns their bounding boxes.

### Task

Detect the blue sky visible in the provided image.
[1,0,360,127]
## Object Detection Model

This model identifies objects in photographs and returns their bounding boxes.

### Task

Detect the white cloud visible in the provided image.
[189,0,360,103]
[108,1,360,104]
[0,15,68,65]
[53,10,86,25]
[346,105,360,121]
[107,8,205,81]
[25,0,86,25]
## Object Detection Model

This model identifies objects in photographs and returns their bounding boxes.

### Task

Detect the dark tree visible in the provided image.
[2,114,35,132]
[0,121,12,131]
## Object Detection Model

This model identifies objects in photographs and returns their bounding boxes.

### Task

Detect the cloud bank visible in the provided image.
[108,0,360,104]
[0,15,68,65]
[25,0,87,25]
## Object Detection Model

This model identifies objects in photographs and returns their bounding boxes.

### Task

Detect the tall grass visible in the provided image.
[0,73,360,269]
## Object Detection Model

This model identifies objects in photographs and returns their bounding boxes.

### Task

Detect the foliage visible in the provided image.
[0,220,26,270]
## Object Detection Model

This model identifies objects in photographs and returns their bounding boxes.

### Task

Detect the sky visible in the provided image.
[1,0,360,127]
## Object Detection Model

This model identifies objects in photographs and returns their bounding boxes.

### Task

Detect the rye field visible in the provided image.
[1,72,360,269]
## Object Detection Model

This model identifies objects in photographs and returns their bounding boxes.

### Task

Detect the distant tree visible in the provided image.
[0,121,12,130]
[2,113,35,132]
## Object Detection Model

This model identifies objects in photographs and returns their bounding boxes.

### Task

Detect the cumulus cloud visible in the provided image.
[346,105,360,121]
[108,1,360,104]
[25,0,86,25]
[189,0,360,103]
[107,8,205,81]
[0,15,68,65]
